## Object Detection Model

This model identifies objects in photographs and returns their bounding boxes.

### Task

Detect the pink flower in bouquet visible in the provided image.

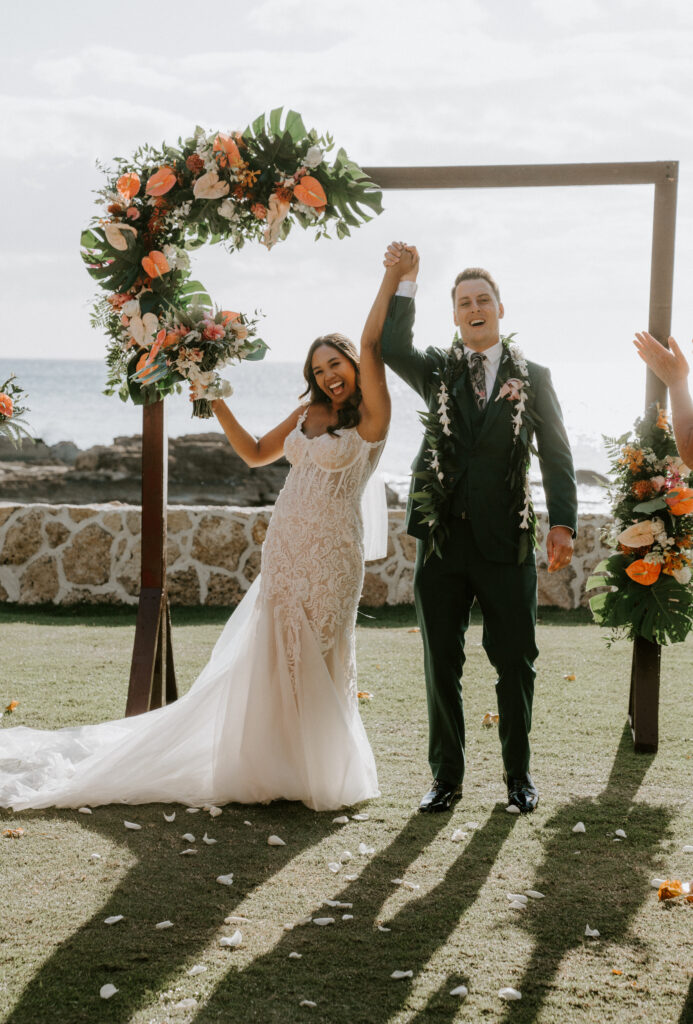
[251,202,267,220]
[107,293,130,310]
[497,378,525,402]
[193,171,230,200]
[126,206,140,221]
[202,322,225,341]
[651,475,667,493]
[263,192,291,249]
[0,394,14,418]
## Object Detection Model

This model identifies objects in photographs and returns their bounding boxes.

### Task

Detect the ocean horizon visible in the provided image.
[2,357,643,513]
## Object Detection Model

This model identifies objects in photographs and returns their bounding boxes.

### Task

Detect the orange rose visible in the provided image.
[625,559,661,586]
[141,251,170,278]
[145,166,177,197]
[0,393,14,417]
[666,488,693,516]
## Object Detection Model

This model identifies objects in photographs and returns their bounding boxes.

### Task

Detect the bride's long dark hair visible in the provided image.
[301,333,362,435]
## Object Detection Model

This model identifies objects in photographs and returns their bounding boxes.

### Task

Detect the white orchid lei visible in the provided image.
[412,333,537,561]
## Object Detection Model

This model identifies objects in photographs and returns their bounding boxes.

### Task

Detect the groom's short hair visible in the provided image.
[451,268,501,304]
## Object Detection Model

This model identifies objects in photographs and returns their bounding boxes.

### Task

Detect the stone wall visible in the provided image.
[0,503,611,609]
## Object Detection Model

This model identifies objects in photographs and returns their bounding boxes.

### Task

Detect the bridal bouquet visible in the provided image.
[587,403,693,644]
[82,108,382,417]
[0,375,32,447]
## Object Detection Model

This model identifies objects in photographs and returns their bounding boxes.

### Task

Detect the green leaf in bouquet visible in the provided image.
[243,339,269,361]
[179,280,213,310]
[633,496,667,513]
[284,109,307,142]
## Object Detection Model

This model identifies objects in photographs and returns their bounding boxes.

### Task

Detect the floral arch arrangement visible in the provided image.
[81,109,383,417]
[587,403,693,645]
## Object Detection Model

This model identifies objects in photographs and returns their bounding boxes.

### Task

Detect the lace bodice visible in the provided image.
[259,409,385,693]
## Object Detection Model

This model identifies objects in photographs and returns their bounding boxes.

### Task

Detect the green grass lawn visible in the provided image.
[0,605,692,1024]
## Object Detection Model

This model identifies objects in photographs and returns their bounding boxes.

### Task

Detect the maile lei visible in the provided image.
[412,333,538,562]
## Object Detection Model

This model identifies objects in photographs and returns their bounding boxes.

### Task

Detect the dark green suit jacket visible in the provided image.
[381,296,578,564]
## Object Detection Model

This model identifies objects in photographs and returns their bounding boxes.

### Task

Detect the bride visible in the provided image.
[0,249,418,813]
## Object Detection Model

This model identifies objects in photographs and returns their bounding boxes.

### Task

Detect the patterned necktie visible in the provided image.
[468,352,487,409]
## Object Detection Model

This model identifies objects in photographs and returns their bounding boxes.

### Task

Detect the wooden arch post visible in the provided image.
[363,160,679,753]
[125,399,178,716]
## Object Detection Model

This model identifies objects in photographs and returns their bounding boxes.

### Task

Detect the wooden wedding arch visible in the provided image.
[126,159,678,755]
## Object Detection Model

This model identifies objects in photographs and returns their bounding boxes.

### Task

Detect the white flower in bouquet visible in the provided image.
[304,146,323,168]
[673,566,692,585]
[207,379,233,400]
[122,299,140,318]
[218,199,239,221]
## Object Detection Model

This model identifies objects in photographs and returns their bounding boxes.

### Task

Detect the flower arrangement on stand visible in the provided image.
[587,402,693,644]
[0,376,31,447]
[82,108,382,417]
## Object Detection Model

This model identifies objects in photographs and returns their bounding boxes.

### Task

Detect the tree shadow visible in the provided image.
[3,801,342,1024]
[190,807,517,1023]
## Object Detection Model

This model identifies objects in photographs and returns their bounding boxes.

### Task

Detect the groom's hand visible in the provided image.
[546,526,574,573]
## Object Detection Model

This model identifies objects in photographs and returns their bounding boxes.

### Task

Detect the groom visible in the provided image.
[380,243,578,813]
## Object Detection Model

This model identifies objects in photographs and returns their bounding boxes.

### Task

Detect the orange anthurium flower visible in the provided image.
[220,310,240,325]
[117,172,141,199]
[294,175,327,208]
[141,251,170,278]
[135,351,159,383]
[0,393,13,417]
[145,166,177,197]
[213,133,242,167]
[625,559,661,586]
[666,487,693,515]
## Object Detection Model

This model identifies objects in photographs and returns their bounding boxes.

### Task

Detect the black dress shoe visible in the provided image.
[504,771,539,813]
[418,779,462,813]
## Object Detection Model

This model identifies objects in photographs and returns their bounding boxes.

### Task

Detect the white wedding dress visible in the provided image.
[0,411,386,812]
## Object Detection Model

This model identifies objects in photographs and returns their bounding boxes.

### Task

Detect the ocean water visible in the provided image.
[2,357,641,513]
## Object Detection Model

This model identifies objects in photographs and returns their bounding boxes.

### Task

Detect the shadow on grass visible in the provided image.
[3,803,342,1024]
[485,723,669,1024]
[188,809,517,1024]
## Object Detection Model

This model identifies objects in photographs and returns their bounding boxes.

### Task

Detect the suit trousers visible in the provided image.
[414,518,539,785]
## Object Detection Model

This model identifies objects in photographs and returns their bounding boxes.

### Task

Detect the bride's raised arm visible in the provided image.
[211,399,303,467]
[358,245,419,443]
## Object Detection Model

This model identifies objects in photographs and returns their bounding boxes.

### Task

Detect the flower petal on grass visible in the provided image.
[186,807,200,813]
[268,835,286,846]
[508,900,527,910]
[563,673,577,681]
[224,915,249,923]
[358,843,375,855]
[378,925,392,932]
[499,987,522,1000]
[450,985,468,998]
[208,806,223,818]
[651,877,666,888]
[482,712,499,727]
[216,873,234,886]
[78,807,92,814]
[505,804,521,814]
[451,829,468,842]
[344,874,358,881]
[104,915,123,925]
[187,965,206,976]
[391,970,413,980]
[525,890,545,899]
[585,925,600,938]
[615,829,627,839]
[244,820,252,826]
[299,1000,317,1008]
[155,920,174,929]
[174,998,198,1010]
[332,815,349,824]
[391,879,403,886]
[403,881,420,890]
[352,813,369,821]
[683,845,693,853]
[289,952,302,959]
[2,828,24,838]
[340,850,353,862]
[123,821,141,830]
[100,984,118,999]
[179,849,197,856]
[328,863,341,873]
[202,833,217,845]
[507,893,528,903]
[163,812,176,822]
[572,821,586,833]
[181,833,195,843]
[464,822,480,830]
[220,930,242,948]
[89,853,101,861]
[312,918,335,926]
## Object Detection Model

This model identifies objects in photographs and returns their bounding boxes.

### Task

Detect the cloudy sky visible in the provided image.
[2,0,693,430]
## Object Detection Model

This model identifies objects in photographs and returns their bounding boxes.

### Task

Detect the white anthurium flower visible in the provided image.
[104,223,137,251]
[304,145,324,168]
[122,299,140,318]
[218,198,238,220]
[193,171,230,200]
[129,312,159,347]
